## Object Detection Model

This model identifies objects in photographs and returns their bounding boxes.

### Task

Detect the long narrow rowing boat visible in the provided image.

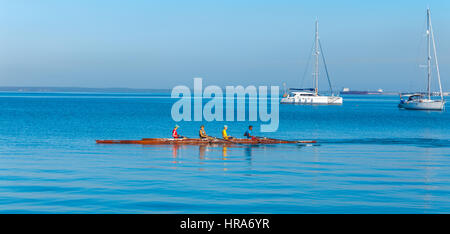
[96,138,316,145]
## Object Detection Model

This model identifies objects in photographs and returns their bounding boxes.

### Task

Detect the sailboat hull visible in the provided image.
[398,100,445,110]
[280,96,343,105]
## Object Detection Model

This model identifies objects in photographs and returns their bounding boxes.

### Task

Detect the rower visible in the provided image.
[172,125,185,139]
[222,125,234,140]
[244,125,256,140]
[199,125,210,139]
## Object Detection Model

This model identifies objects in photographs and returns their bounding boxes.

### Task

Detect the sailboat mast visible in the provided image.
[429,10,444,101]
[427,8,431,99]
[314,20,319,96]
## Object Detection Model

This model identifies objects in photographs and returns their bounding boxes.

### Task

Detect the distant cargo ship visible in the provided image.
[340,88,384,95]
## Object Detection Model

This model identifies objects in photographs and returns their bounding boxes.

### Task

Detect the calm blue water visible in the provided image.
[0,92,449,213]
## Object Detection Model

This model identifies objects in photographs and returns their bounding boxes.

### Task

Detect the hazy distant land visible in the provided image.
[1,86,449,96]
[0,87,171,93]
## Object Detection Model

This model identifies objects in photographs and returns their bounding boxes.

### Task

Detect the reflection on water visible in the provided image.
[222,146,227,158]
[170,144,256,160]
[245,147,252,165]
[199,145,206,159]
[167,144,259,171]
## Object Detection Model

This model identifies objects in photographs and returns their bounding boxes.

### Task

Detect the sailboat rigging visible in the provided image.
[281,20,343,105]
[399,8,445,110]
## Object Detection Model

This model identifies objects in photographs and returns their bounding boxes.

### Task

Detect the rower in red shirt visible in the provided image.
[172,125,185,139]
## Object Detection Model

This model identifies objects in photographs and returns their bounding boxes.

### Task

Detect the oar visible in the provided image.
[211,136,246,145]
[253,136,285,142]
[254,136,316,144]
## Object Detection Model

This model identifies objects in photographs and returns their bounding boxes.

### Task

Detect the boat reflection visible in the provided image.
[168,144,255,160]
[222,146,227,158]
[199,145,206,159]
[164,144,260,171]
[171,144,180,164]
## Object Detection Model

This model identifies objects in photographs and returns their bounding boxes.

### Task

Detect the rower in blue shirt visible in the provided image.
[244,125,255,140]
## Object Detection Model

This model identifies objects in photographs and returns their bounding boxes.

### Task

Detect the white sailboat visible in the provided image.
[281,20,343,105]
[399,8,445,111]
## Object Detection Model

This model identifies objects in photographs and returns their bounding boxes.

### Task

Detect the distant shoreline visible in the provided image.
[0,86,394,95]
[1,87,448,96]
[0,87,171,93]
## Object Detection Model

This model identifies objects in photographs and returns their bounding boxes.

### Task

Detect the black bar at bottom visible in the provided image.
[0,214,447,232]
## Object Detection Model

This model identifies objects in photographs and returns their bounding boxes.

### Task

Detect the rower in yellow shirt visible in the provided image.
[222,125,234,140]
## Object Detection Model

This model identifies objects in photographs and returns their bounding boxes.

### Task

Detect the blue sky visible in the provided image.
[0,0,449,91]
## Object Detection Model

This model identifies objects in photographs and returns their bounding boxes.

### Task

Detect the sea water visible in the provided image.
[0,92,449,213]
